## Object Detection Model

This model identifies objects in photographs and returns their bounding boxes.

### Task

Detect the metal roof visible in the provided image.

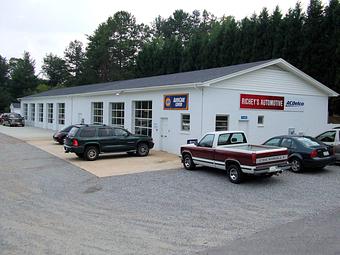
[22,59,273,99]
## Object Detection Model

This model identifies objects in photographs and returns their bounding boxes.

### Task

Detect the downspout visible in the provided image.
[200,86,204,136]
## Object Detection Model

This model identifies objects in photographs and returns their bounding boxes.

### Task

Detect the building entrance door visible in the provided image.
[160,117,169,151]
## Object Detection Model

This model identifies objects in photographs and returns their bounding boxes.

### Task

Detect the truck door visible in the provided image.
[191,134,215,167]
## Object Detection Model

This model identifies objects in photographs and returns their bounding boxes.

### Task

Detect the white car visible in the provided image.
[316,128,340,162]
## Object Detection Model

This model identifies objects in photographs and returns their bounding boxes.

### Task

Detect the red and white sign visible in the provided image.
[240,94,284,110]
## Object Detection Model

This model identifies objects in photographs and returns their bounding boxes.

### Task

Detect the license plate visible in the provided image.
[323,151,329,156]
[269,166,277,172]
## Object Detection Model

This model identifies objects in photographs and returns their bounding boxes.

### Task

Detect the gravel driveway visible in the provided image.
[1,133,340,254]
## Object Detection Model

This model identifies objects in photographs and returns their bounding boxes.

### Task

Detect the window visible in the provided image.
[217,133,231,146]
[58,103,65,125]
[264,138,281,147]
[47,103,53,123]
[134,101,152,137]
[92,102,103,124]
[281,138,296,149]
[230,133,247,144]
[23,104,28,120]
[38,104,43,122]
[79,128,96,137]
[68,127,79,137]
[114,128,129,137]
[215,115,229,131]
[181,114,190,131]
[111,102,124,128]
[258,115,264,126]
[98,127,113,137]
[295,137,321,147]
[30,104,35,121]
[198,134,215,148]
[316,131,336,143]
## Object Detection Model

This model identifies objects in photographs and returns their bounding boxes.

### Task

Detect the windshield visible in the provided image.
[9,113,21,118]
[68,127,79,137]
[295,137,321,147]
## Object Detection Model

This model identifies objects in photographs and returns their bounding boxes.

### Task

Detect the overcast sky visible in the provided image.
[0,0,329,75]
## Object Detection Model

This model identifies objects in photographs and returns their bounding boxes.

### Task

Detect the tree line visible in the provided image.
[0,0,339,113]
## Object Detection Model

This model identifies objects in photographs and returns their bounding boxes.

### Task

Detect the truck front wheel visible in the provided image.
[227,164,243,184]
[182,154,196,170]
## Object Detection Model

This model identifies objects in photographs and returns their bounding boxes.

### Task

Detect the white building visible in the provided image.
[10,102,21,114]
[20,59,338,154]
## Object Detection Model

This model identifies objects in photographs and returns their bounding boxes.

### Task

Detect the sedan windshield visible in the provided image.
[295,137,321,147]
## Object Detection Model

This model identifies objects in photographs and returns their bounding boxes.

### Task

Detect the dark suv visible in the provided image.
[64,124,154,161]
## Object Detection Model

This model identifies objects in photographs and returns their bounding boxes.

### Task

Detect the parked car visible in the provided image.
[180,131,290,184]
[1,113,25,127]
[315,128,340,162]
[0,113,4,124]
[53,125,81,144]
[64,124,154,161]
[263,135,335,172]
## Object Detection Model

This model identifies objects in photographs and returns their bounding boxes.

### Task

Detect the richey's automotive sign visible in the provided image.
[240,94,284,110]
[163,94,189,110]
[240,94,304,111]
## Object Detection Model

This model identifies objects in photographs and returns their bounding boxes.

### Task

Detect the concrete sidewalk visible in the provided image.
[0,125,181,177]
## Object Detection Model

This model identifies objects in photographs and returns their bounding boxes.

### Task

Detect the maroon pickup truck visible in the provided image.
[180,131,290,184]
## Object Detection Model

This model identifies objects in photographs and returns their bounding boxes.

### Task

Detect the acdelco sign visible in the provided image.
[284,98,305,112]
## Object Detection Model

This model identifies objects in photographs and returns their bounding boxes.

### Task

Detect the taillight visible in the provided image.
[72,139,79,147]
[252,153,256,164]
[310,149,318,158]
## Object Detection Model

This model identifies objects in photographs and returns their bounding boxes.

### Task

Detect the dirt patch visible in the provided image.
[27,140,182,177]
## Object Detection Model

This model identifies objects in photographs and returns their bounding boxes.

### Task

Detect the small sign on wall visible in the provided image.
[163,94,189,110]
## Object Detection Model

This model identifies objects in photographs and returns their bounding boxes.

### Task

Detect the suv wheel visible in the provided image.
[136,143,149,156]
[227,164,243,184]
[85,146,99,161]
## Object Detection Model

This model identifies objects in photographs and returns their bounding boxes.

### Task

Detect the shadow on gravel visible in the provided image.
[300,167,333,175]
[193,166,283,185]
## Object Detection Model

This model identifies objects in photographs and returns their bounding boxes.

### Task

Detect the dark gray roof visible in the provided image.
[11,102,20,108]
[23,59,274,99]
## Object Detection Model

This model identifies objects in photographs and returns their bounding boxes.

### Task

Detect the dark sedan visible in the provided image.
[263,135,335,172]
[53,125,78,144]
[1,113,25,127]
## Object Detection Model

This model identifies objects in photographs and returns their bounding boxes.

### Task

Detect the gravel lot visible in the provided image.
[1,132,340,254]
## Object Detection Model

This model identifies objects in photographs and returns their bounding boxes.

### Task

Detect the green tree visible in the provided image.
[0,55,11,112]
[64,40,85,85]
[42,53,69,87]
[8,52,37,99]
[85,11,149,83]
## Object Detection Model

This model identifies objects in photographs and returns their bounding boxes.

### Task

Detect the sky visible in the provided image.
[0,0,329,75]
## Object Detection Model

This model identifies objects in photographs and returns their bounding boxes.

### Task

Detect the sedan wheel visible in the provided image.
[290,158,302,173]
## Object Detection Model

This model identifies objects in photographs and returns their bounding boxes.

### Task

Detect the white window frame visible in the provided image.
[58,103,65,125]
[215,114,229,131]
[181,113,190,131]
[133,101,152,137]
[92,102,103,124]
[30,104,35,121]
[23,104,28,120]
[38,103,44,122]
[258,115,264,126]
[47,103,53,124]
[111,102,124,128]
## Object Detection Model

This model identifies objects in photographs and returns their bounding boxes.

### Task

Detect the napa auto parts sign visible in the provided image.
[240,94,304,111]
[164,94,189,110]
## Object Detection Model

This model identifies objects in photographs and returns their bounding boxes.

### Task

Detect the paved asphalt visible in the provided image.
[0,133,340,255]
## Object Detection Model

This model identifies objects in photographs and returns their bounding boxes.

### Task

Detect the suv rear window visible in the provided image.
[68,127,79,137]
[79,128,96,137]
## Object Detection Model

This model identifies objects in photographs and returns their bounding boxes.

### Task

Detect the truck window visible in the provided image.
[218,133,231,146]
[198,134,215,148]
[230,133,247,144]
[316,131,336,143]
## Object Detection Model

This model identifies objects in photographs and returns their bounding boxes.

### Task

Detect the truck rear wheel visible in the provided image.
[227,164,243,184]
[182,154,196,170]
